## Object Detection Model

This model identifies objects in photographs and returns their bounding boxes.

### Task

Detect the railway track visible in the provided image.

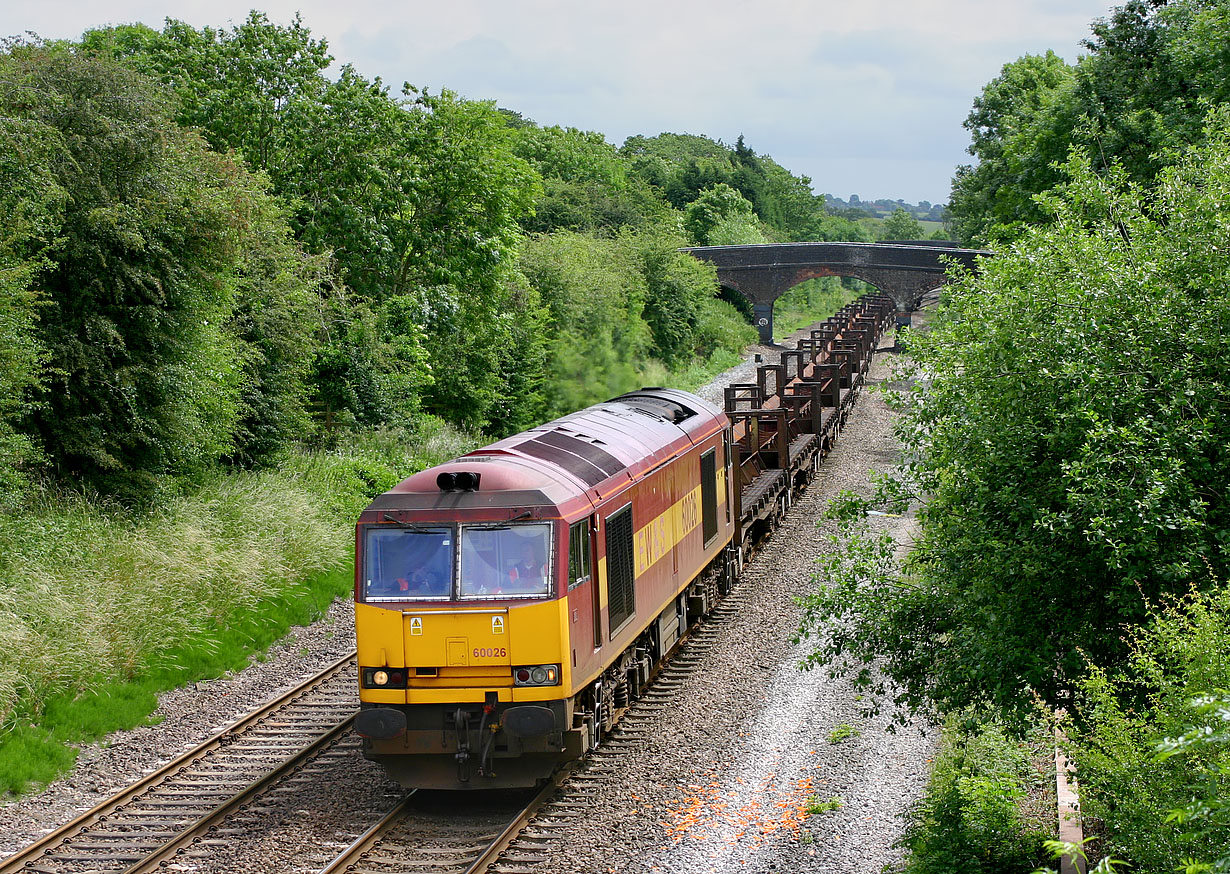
[478,546,801,874]
[304,434,838,874]
[319,773,562,874]
[472,361,874,873]
[1,652,359,874]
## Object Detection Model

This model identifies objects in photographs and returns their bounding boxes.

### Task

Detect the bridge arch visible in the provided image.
[684,241,990,342]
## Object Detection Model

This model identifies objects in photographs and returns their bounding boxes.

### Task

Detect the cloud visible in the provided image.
[11,0,1116,203]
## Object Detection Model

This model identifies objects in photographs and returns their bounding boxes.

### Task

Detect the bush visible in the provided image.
[899,715,1053,873]
[1065,583,1230,872]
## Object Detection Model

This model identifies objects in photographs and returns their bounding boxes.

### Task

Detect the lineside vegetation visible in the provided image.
[801,2,1230,865]
[802,112,1230,874]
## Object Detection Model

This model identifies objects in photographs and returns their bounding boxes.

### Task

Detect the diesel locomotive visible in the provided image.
[353,294,895,790]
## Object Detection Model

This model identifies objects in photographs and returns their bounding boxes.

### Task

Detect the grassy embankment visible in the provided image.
[772,277,864,339]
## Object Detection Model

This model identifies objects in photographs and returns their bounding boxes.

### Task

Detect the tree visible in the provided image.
[800,125,1230,726]
[947,51,1076,245]
[684,183,760,245]
[82,13,333,173]
[399,88,541,430]
[1067,586,1230,872]
[511,124,666,234]
[629,228,721,366]
[518,231,649,416]
[223,196,331,466]
[0,85,64,502]
[1,44,318,496]
[948,0,1230,246]
[881,208,925,240]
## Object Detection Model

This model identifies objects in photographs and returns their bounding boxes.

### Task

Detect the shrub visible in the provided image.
[898,715,1052,874]
[1065,583,1230,872]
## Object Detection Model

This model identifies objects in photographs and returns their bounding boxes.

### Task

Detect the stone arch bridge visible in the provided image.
[683,241,991,343]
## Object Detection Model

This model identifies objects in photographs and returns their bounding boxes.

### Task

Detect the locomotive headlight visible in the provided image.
[362,667,407,689]
[513,664,561,687]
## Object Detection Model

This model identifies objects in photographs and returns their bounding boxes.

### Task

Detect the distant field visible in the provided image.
[919,220,951,238]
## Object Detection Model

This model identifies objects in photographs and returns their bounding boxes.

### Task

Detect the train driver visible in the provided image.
[391,542,449,597]
[506,541,546,593]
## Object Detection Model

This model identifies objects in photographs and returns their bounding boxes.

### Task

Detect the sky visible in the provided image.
[8,0,1115,205]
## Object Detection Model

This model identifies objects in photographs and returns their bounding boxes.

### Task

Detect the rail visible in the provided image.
[0,652,359,874]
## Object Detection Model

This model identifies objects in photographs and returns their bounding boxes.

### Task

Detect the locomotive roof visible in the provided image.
[362,388,726,517]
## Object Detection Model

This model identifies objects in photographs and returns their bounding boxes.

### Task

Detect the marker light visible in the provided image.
[513,664,561,687]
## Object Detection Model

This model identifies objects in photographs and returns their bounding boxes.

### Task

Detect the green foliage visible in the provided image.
[1033,841,1129,874]
[85,18,539,435]
[881,207,926,240]
[800,128,1230,726]
[0,88,63,504]
[692,297,758,362]
[510,122,669,234]
[1064,585,1230,873]
[773,277,862,338]
[684,183,761,245]
[1156,694,1230,874]
[513,124,626,188]
[827,722,860,744]
[757,155,826,240]
[949,0,1230,246]
[0,44,316,498]
[517,226,751,417]
[631,227,724,366]
[0,565,349,796]
[519,231,650,415]
[805,796,844,815]
[949,51,1077,245]
[899,715,1052,874]
[223,182,331,467]
[795,508,911,717]
[810,212,873,243]
[621,132,827,242]
[621,131,732,165]
[82,13,333,173]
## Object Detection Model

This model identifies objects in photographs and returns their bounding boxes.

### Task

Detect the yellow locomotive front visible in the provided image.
[354,461,592,790]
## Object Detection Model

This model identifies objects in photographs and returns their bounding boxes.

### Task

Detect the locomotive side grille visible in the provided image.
[606,505,636,633]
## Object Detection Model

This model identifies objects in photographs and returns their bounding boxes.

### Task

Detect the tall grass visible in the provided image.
[0,417,479,795]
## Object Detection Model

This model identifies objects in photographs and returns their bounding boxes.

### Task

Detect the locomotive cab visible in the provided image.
[354,457,593,789]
